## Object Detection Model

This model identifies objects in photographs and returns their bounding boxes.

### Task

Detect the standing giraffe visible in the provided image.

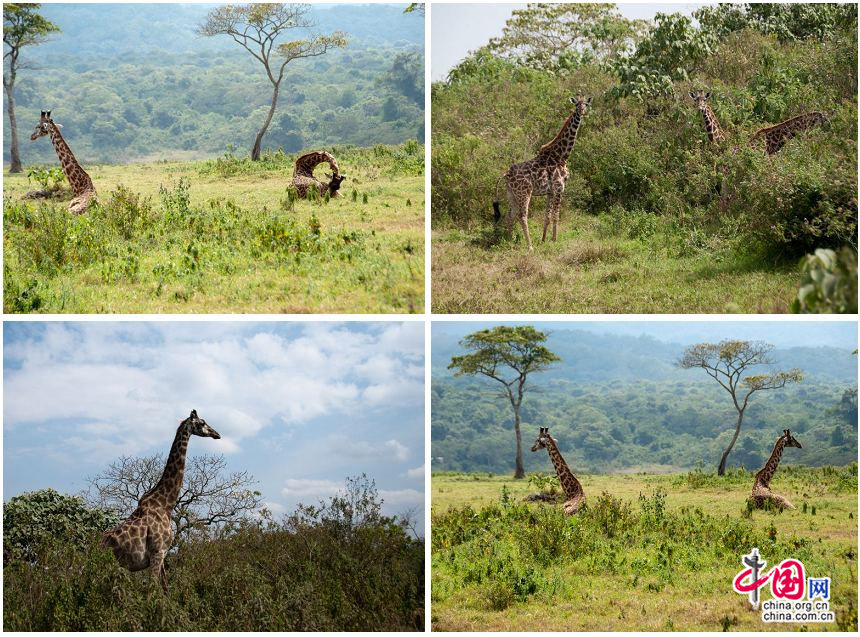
[291,150,346,199]
[100,410,220,592]
[689,90,727,145]
[492,95,592,250]
[530,426,586,515]
[750,111,828,155]
[30,111,96,214]
[749,429,802,510]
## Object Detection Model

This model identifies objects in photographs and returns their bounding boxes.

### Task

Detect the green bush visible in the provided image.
[4,478,423,631]
[791,247,858,313]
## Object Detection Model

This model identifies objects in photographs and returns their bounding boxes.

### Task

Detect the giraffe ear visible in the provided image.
[704,92,711,99]
[689,91,696,99]
[569,96,575,105]
[586,97,592,106]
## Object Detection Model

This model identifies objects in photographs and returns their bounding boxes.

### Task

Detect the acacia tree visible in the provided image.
[3,4,59,173]
[197,4,346,161]
[449,326,560,479]
[679,340,803,475]
[86,453,262,544]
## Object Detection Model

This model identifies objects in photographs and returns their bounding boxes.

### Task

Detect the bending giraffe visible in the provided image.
[689,90,827,154]
[101,410,221,592]
[493,95,591,250]
[748,429,802,510]
[530,426,585,515]
[291,150,346,199]
[30,111,96,214]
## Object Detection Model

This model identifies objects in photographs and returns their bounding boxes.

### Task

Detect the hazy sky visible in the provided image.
[433,320,859,351]
[432,3,706,81]
[4,322,425,528]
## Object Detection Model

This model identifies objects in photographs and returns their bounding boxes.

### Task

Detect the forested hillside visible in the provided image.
[431,328,858,473]
[6,3,423,164]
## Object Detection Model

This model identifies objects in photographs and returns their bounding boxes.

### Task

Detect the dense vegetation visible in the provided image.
[431,469,857,631]
[431,4,857,313]
[7,4,423,164]
[4,477,424,631]
[432,327,857,474]
[3,142,424,313]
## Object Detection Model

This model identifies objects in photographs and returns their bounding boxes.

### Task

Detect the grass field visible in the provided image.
[431,469,857,632]
[431,215,800,314]
[3,144,424,313]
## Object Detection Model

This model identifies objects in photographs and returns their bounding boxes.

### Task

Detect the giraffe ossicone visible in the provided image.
[492,95,591,251]
[100,410,221,593]
[748,429,801,511]
[30,110,97,214]
[530,426,585,515]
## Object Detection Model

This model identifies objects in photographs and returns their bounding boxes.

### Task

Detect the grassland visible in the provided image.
[431,469,857,632]
[3,144,424,313]
[431,216,799,314]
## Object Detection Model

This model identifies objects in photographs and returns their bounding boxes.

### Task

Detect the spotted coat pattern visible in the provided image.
[30,111,96,214]
[291,150,345,199]
[531,427,585,515]
[100,410,220,592]
[493,96,591,250]
[749,429,802,510]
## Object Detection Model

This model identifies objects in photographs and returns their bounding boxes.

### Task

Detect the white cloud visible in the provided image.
[4,323,424,462]
[329,436,410,463]
[379,488,424,507]
[405,464,424,480]
[281,478,343,498]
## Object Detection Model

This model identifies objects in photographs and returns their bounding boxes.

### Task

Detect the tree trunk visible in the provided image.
[513,406,525,479]
[251,81,280,161]
[4,74,22,174]
[718,408,745,476]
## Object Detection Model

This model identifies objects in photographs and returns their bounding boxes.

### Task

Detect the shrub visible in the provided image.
[791,247,858,313]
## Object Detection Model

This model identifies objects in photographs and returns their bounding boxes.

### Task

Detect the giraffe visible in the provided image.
[100,410,220,592]
[688,90,727,145]
[30,111,96,214]
[750,111,828,155]
[492,95,592,251]
[530,426,585,515]
[748,429,802,510]
[291,150,346,199]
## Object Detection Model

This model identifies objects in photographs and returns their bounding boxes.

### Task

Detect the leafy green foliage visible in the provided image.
[791,247,858,314]
[25,165,65,191]
[4,477,423,631]
[432,6,857,263]
[3,489,118,564]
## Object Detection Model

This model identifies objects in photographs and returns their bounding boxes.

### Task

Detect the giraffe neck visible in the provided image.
[701,105,724,143]
[149,423,191,509]
[47,124,93,196]
[539,110,582,165]
[544,437,583,500]
[754,437,786,489]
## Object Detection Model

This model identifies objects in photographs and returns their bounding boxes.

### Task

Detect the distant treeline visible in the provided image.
[6,4,424,164]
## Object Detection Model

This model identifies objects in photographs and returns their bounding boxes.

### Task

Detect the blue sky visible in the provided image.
[432,3,706,81]
[4,322,424,528]
[433,320,859,351]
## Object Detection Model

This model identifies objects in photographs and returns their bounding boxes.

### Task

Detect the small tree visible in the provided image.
[3,4,60,173]
[197,3,346,160]
[3,489,117,564]
[679,340,803,475]
[86,453,262,544]
[449,326,560,479]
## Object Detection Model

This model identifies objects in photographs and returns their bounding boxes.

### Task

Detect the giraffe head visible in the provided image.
[326,172,346,195]
[182,409,221,439]
[781,429,802,449]
[30,111,57,141]
[689,89,712,113]
[569,95,592,116]
[530,427,554,452]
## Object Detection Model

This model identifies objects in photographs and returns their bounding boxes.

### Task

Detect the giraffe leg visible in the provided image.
[517,193,533,251]
[549,191,563,242]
